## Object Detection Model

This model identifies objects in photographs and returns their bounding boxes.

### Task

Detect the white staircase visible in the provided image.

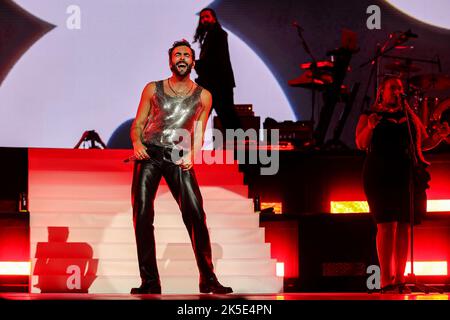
[28,148,283,294]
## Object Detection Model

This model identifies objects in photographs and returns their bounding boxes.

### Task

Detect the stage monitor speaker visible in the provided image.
[263,118,313,147]
[213,104,260,149]
[234,104,255,117]
[297,213,378,292]
[0,148,28,213]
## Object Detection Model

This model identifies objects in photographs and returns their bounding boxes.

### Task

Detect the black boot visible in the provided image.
[130,280,161,294]
[199,276,233,294]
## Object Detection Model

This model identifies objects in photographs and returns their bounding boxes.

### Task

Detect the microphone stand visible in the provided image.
[358,42,381,113]
[359,31,411,113]
[294,23,319,125]
[402,99,443,294]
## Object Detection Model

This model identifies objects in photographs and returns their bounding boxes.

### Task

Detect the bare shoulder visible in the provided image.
[143,81,157,95]
[200,87,212,100]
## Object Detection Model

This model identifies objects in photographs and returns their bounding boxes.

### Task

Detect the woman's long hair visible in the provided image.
[193,8,221,46]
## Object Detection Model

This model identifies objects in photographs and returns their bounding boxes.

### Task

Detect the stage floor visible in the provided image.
[1,292,449,300]
[2,292,447,319]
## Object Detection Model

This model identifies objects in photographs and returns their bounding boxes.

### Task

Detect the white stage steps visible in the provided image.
[28,148,283,294]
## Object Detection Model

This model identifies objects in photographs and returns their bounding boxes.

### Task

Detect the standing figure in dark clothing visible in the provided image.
[129,39,233,295]
[194,8,241,131]
[355,76,448,293]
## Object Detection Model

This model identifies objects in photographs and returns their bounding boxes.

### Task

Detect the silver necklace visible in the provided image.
[168,79,194,97]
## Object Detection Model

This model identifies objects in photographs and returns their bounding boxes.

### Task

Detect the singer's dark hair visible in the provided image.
[193,8,221,46]
[168,39,196,60]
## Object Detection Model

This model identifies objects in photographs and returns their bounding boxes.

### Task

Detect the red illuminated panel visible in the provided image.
[330,200,450,213]
[276,262,284,277]
[404,261,447,276]
[427,200,450,212]
[261,202,282,214]
[330,201,369,214]
[0,262,31,275]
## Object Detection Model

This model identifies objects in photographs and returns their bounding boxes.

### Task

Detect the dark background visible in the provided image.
[212,0,450,147]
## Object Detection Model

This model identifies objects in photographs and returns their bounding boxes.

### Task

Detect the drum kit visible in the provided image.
[288,57,450,145]
[384,60,450,139]
[288,26,449,147]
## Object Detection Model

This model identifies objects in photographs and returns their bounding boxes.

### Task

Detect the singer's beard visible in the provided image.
[171,62,193,77]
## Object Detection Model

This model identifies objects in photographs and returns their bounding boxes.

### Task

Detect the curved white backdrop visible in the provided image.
[385,0,450,30]
[0,0,294,148]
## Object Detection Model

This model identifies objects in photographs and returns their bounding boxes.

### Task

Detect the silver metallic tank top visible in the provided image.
[142,80,204,148]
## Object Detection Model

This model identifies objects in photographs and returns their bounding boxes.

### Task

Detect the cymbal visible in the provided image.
[409,73,450,91]
[384,61,421,73]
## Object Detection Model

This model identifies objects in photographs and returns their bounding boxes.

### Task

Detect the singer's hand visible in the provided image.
[367,113,382,130]
[175,153,193,171]
[133,141,150,160]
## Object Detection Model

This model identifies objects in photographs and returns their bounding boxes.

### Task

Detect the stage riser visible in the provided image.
[29,227,266,244]
[243,152,450,213]
[30,212,260,228]
[29,199,254,214]
[31,171,244,186]
[30,243,272,260]
[31,259,277,276]
[28,148,282,294]
[30,185,249,200]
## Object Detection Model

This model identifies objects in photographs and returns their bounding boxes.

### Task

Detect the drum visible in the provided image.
[420,96,440,127]
[408,87,423,115]
[427,97,450,144]
[408,90,439,127]
[431,97,450,123]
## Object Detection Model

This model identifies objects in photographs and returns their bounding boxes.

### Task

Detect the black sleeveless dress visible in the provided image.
[362,111,428,225]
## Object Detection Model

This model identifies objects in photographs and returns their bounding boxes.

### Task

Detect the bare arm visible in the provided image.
[194,89,213,155]
[130,82,155,160]
[355,113,381,150]
[177,88,212,171]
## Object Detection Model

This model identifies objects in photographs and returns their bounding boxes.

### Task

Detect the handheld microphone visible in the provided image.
[123,154,137,163]
[398,93,408,110]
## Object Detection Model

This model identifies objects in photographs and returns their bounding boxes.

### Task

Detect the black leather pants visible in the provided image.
[131,144,215,284]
